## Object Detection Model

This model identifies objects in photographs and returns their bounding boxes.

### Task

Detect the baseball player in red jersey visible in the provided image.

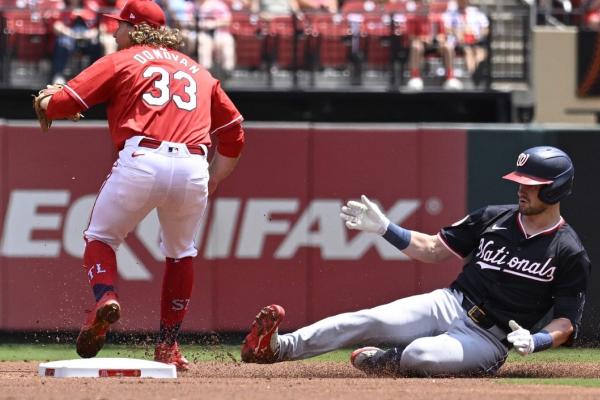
[36,0,245,371]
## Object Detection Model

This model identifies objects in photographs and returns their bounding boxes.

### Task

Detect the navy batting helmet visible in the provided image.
[502,146,574,204]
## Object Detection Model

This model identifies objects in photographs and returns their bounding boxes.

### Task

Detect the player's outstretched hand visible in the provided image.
[340,195,390,235]
[507,320,534,356]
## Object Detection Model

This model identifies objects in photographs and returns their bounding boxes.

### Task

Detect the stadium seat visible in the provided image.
[264,15,307,70]
[304,13,350,69]
[361,13,391,69]
[230,12,264,69]
[2,10,49,62]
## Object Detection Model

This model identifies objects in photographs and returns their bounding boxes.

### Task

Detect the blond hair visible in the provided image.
[129,22,184,50]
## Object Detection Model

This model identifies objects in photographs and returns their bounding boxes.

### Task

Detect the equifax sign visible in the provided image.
[0,190,426,280]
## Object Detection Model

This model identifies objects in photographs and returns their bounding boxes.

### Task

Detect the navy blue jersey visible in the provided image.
[440,205,590,332]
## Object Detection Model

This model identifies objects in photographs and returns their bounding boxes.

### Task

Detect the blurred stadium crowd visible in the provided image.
[0,0,596,89]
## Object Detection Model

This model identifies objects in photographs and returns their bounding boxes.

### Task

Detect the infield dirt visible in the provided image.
[1,361,600,400]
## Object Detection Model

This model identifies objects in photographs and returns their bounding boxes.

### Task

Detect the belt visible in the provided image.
[138,137,206,156]
[460,292,509,344]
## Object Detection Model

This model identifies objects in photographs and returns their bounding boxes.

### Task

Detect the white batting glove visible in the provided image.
[340,195,390,235]
[507,320,535,356]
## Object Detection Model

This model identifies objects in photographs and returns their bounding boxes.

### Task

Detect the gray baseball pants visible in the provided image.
[276,288,509,376]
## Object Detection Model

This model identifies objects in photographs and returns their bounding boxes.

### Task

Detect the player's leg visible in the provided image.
[154,152,209,370]
[77,142,166,358]
[76,239,121,358]
[352,292,509,378]
[243,288,464,362]
[394,317,508,376]
[83,156,161,294]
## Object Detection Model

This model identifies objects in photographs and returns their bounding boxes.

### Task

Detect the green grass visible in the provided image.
[3,344,600,364]
[0,344,235,362]
[0,343,352,362]
[505,347,600,363]
[502,378,600,388]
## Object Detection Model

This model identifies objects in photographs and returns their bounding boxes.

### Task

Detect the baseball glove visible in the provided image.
[32,84,83,132]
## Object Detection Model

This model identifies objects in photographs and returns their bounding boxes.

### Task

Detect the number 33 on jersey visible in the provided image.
[50,45,242,150]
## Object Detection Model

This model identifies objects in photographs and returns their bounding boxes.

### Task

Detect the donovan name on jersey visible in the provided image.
[132,48,201,74]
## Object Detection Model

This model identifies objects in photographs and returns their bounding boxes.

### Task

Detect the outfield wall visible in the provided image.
[0,122,598,341]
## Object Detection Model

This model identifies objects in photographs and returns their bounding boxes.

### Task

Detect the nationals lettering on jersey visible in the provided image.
[474,238,556,282]
[439,205,590,331]
[54,45,242,149]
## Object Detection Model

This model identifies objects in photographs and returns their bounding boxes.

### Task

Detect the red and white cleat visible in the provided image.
[76,292,121,358]
[154,341,190,372]
[240,304,285,364]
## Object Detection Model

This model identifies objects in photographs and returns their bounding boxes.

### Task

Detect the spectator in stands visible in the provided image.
[440,0,489,89]
[50,0,102,83]
[405,0,438,91]
[164,0,197,55]
[195,0,236,77]
[250,0,302,20]
[406,0,488,90]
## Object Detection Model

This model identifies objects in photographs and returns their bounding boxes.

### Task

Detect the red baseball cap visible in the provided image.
[103,0,166,28]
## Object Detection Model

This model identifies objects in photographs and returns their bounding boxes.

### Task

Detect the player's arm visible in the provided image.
[44,88,85,119]
[209,151,240,195]
[208,81,245,194]
[508,289,587,356]
[340,195,454,263]
[507,317,573,356]
[539,317,574,347]
[45,55,115,120]
[402,231,454,263]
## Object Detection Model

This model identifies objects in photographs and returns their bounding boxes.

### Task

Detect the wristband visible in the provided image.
[382,223,412,251]
[532,330,553,353]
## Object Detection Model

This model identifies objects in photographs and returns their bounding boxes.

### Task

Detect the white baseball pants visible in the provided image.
[277,288,509,376]
[85,136,209,259]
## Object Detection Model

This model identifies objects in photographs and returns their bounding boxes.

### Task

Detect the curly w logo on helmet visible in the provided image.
[516,153,529,167]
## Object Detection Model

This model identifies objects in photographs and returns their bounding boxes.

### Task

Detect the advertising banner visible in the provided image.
[0,123,466,332]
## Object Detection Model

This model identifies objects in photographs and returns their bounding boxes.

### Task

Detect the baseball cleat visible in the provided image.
[350,346,385,375]
[241,304,285,363]
[154,341,190,371]
[76,292,121,358]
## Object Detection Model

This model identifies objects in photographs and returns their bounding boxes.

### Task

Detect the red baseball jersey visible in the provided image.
[47,44,243,150]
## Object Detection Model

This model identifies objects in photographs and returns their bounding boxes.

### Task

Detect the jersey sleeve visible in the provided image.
[438,206,490,258]
[46,89,85,120]
[215,123,245,157]
[47,54,116,118]
[210,81,244,157]
[551,248,591,326]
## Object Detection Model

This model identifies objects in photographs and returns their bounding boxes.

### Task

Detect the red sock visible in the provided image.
[83,240,118,301]
[411,68,421,78]
[159,257,194,344]
[446,68,454,79]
